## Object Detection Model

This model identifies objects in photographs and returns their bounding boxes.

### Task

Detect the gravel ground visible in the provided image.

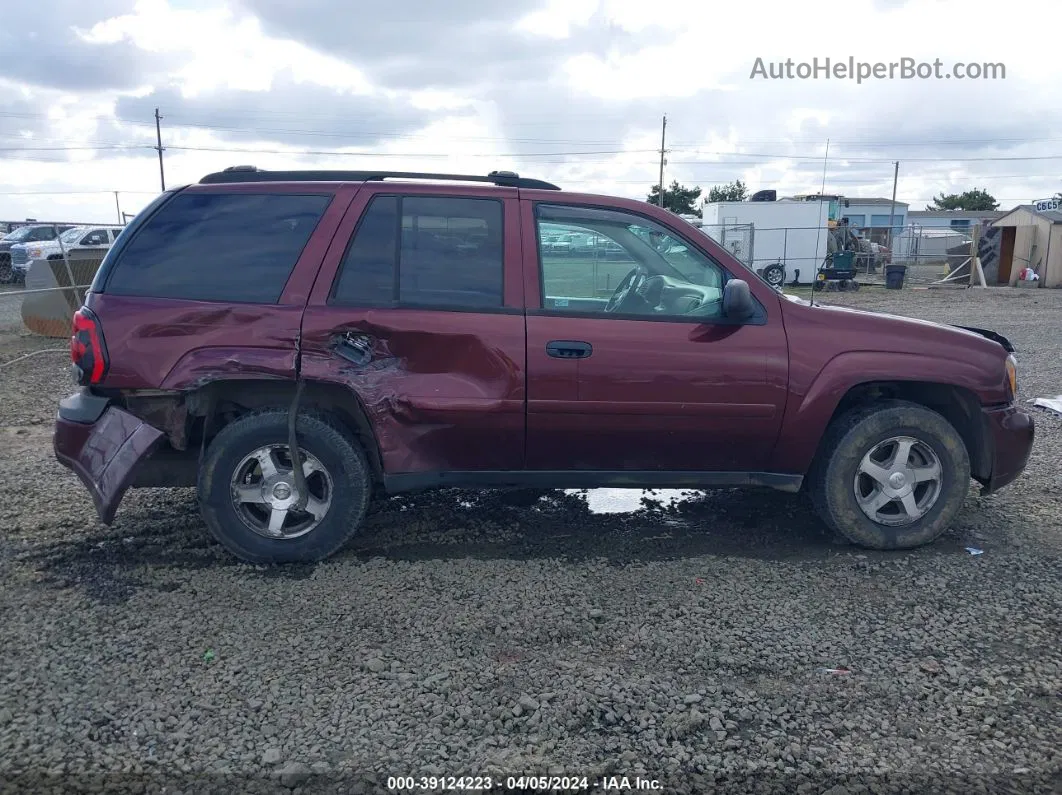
[1,287,1060,795]
[0,287,24,335]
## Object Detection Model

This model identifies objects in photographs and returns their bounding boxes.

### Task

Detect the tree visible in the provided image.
[647,180,702,215]
[705,180,749,203]
[926,188,999,211]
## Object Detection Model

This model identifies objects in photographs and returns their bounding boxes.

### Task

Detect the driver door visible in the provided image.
[521,199,789,472]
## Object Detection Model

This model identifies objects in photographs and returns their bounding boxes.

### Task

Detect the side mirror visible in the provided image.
[722,279,755,320]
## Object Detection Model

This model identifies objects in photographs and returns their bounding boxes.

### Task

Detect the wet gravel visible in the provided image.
[1,287,1061,794]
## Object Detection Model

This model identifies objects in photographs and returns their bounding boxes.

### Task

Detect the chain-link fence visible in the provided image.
[697,223,754,267]
[0,251,103,340]
[696,221,979,287]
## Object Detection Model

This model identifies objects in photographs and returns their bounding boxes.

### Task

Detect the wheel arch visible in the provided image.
[808,380,989,485]
[120,377,386,488]
[773,349,999,478]
[195,378,386,483]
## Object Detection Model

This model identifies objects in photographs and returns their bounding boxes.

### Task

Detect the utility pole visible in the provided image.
[657,114,667,208]
[114,191,122,224]
[154,108,166,192]
[886,160,899,249]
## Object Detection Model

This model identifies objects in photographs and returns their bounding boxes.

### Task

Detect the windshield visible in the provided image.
[1,226,33,242]
[60,227,86,243]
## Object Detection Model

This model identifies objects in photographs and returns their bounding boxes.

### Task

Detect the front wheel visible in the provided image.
[809,400,970,550]
[198,410,372,564]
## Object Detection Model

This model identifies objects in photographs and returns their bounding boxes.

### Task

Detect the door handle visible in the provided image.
[546,340,592,359]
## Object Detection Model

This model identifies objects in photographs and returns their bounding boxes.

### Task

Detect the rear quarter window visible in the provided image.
[104,192,332,303]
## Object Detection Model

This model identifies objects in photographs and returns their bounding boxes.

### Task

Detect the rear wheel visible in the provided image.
[198,410,371,564]
[809,400,970,550]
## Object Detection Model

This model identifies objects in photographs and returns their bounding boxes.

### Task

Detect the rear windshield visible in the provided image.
[104,192,332,303]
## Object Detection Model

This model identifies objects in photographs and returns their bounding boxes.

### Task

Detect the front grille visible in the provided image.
[11,249,28,266]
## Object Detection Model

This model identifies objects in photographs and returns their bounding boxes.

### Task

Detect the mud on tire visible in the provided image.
[198,409,372,564]
[809,399,971,550]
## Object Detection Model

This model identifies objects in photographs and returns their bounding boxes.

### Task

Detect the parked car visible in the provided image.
[0,223,75,284]
[9,225,124,283]
[53,167,1034,564]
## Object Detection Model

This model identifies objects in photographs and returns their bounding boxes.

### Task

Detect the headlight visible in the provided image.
[28,247,42,258]
[1005,354,1017,399]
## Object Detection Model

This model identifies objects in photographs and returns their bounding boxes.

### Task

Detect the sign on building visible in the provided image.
[1033,197,1059,212]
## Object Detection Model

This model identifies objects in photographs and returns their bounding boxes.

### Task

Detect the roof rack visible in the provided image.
[197,166,561,190]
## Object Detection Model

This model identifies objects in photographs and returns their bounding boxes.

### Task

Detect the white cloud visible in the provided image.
[1,0,1060,222]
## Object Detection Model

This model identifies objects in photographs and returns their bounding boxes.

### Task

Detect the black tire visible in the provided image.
[809,400,970,550]
[198,410,372,564]
[762,264,785,287]
[0,258,12,285]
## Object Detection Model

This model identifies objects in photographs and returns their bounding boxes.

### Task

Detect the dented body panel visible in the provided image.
[81,294,306,388]
[53,403,165,524]
[300,183,527,473]
[299,312,526,472]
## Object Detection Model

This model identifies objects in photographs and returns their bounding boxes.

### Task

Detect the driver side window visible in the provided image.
[537,221,642,311]
[535,203,726,320]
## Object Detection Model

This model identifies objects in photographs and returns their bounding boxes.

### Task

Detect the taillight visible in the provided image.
[70,306,109,385]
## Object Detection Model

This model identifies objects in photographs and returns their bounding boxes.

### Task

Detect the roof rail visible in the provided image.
[198,167,561,190]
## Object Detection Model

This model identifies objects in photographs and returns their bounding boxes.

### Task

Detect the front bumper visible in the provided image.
[979,404,1035,495]
[53,389,164,524]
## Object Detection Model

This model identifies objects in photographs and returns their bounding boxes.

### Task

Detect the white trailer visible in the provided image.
[702,200,831,285]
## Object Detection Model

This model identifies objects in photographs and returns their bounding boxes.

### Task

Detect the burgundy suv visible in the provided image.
[53,168,1034,564]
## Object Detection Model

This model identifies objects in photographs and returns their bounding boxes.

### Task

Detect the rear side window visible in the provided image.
[105,192,331,303]
[331,195,503,309]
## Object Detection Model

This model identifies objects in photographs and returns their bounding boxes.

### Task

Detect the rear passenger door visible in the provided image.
[299,185,526,477]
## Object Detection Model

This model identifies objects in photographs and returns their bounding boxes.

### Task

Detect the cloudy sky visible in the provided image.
[1,0,1059,223]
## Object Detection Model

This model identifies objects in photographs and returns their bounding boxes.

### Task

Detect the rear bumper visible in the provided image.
[979,404,1035,495]
[53,389,164,524]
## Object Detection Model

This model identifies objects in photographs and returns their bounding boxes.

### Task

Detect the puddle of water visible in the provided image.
[566,488,700,514]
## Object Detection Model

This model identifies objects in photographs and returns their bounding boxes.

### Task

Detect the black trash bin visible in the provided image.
[885,264,907,289]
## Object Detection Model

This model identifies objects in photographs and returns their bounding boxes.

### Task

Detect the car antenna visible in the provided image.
[809,137,829,308]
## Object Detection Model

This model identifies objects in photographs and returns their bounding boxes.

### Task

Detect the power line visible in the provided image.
[0,145,150,152]
[4,139,1060,165]
[163,144,658,158]
[7,109,1062,153]
[0,190,158,196]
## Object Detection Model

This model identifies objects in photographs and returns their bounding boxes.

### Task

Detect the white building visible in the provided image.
[833,197,908,242]
[907,209,1007,232]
